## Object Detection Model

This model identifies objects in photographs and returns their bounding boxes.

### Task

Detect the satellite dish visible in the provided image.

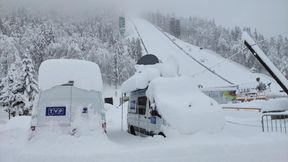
[137,54,159,65]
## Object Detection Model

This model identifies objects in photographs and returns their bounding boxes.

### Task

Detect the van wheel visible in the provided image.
[158,132,166,138]
[129,126,136,136]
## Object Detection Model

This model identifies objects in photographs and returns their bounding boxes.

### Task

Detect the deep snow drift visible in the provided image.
[146,76,225,134]
[122,63,178,93]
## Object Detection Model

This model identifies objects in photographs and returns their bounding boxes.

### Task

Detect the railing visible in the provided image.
[222,106,261,112]
[261,112,288,134]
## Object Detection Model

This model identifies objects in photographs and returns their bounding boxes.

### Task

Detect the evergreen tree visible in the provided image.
[0,61,22,117]
[111,39,135,89]
[0,55,39,116]
[19,54,39,115]
[135,38,143,61]
[0,35,19,78]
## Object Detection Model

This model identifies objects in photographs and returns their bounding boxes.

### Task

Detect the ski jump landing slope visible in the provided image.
[131,19,281,91]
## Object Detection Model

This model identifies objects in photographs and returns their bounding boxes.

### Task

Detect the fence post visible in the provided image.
[284,118,287,134]
[261,115,265,132]
[266,116,269,132]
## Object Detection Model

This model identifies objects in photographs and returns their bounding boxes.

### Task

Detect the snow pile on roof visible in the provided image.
[146,76,225,134]
[121,63,178,93]
[39,59,103,91]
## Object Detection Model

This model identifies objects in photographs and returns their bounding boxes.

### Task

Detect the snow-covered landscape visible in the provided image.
[1,0,288,162]
[1,99,288,162]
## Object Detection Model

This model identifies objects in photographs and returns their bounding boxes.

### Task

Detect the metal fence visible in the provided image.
[261,113,288,134]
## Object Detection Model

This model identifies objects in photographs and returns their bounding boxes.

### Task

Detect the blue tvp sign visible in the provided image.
[46,106,66,116]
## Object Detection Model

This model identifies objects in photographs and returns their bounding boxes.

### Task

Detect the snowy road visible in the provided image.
[1,106,288,162]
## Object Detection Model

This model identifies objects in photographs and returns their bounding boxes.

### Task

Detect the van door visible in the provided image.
[147,101,163,134]
[38,86,72,127]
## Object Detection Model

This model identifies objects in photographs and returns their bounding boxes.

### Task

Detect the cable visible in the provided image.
[130,19,149,54]
[188,31,288,78]
[190,46,247,78]
[153,25,234,85]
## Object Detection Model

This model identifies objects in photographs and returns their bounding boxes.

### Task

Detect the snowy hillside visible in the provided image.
[130,19,282,93]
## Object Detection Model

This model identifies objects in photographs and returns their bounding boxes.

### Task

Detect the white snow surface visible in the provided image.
[38,59,103,91]
[1,93,288,162]
[146,76,225,134]
[131,19,282,93]
[242,32,288,91]
[121,63,178,93]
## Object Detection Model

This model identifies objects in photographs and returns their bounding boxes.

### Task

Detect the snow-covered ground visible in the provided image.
[1,101,288,162]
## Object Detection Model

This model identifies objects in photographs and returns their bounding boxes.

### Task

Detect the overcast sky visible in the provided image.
[126,0,288,38]
[2,0,288,37]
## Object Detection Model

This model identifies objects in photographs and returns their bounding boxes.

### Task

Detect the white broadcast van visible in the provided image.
[31,59,106,134]
[121,54,225,137]
[121,54,166,137]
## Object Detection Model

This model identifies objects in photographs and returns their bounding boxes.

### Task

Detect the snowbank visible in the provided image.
[1,116,31,131]
[222,98,288,112]
[146,76,225,134]
[105,103,128,131]
[121,63,178,93]
[39,59,103,91]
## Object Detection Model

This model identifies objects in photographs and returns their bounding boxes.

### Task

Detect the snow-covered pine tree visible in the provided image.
[112,39,125,89]
[0,61,22,117]
[111,39,135,89]
[0,35,19,78]
[126,38,143,62]
[0,54,38,117]
[0,78,5,107]
[135,38,143,61]
[19,54,39,115]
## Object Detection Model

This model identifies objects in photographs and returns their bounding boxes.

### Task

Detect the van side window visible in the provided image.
[137,96,147,115]
[130,100,136,110]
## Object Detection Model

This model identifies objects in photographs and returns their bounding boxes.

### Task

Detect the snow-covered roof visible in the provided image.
[121,63,178,93]
[146,76,225,134]
[39,59,103,91]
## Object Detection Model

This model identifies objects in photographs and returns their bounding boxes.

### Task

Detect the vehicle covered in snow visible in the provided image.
[31,59,106,134]
[122,55,224,137]
[126,88,166,136]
